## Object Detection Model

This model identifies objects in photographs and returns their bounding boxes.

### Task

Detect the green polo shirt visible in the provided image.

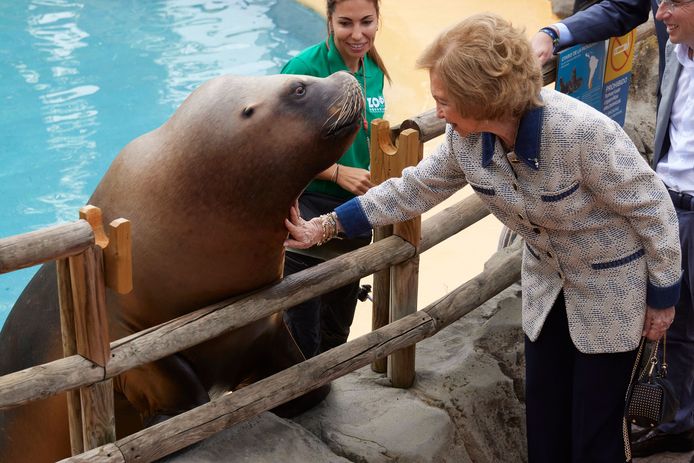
[281,35,386,199]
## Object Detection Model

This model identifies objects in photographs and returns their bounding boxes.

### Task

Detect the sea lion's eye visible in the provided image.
[242,107,254,118]
[294,85,306,97]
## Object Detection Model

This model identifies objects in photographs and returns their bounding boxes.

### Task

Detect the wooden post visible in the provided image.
[370,225,391,373]
[57,258,85,456]
[59,205,127,452]
[369,119,396,373]
[69,246,110,367]
[103,218,132,294]
[368,120,423,383]
[388,129,423,388]
[68,245,116,450]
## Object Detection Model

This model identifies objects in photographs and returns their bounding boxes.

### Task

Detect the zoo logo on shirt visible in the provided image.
[367,96,386,115]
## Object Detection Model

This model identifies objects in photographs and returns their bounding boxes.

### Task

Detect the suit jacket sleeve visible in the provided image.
[562,0,651,46]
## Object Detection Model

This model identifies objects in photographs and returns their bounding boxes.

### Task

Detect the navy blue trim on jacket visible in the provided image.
[482,105,544,171]
[647,275,682,309]
[335,198,372,238]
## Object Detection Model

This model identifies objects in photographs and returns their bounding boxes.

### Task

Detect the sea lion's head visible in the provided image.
[156,72,364,202]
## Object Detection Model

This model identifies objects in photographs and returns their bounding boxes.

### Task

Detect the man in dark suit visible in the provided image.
[532,0,694,457]
[531,0,667,78]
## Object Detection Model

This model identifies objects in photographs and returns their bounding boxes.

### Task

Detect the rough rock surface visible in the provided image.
[159,411,351,463]
[624,34,660,163]
[551,0,575,18]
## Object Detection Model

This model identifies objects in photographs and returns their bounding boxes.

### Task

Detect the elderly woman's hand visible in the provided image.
[283,202,324,249]
[642,306,676,341]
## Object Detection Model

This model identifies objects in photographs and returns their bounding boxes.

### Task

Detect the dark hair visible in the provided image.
[326,0,391,83]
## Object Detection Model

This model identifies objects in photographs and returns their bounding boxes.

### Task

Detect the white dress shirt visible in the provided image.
[656,44,694,195]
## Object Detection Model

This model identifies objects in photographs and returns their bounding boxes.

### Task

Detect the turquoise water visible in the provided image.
[0,0,324,328]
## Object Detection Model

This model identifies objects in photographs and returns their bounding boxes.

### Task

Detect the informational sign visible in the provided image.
[602,30,636,126]
[555,29,636,127]
[556,41,606,112]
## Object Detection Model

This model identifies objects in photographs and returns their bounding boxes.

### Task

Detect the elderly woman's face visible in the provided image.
[430,71,484,137]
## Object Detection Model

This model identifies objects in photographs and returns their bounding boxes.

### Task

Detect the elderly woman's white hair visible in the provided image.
[417,13,544,120]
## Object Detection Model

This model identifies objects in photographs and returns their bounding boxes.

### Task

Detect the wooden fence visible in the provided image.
[0,22,655,461]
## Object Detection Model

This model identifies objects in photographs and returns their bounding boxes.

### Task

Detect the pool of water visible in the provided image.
[0,0,324,328]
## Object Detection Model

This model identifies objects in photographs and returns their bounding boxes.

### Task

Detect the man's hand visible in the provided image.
[531,31,555,65]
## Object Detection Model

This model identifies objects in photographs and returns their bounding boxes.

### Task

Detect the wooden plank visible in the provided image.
[370,225,392,373]
[69,247,110,367]
[369,118,396,183]
[0,355,103,410]
[391,129,423,246]
[397,108,443,144]
[0,221,93,274]
[104,218,133,294]
[80,380,116,451]
[388,255,419,388]
[57,258,85,455]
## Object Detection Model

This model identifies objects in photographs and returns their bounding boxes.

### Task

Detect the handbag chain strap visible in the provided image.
[662,332,668,376]
[622,333,670,461]
[623,336,647,462]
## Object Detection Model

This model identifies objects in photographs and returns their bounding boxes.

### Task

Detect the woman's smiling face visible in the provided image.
[329,0,378,70]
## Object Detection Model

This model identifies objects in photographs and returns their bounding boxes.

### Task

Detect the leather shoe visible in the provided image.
[631,428,694,457]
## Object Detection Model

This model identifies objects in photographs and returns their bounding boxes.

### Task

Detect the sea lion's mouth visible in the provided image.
[322,79,364,139]
[324,114,361,138]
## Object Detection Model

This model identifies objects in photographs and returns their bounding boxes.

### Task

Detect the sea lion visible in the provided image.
[0,71,364,462]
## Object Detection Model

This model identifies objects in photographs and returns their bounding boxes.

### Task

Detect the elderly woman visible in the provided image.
[285,13,681,463]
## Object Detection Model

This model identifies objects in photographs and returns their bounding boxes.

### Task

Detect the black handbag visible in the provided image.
[622,335,679,461]
[625,335,679,427]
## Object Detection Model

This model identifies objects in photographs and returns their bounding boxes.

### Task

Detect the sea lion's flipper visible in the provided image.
[114,353,210,423]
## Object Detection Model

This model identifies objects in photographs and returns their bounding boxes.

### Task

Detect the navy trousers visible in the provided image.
[659,206,694,434]
[525,292,638,463]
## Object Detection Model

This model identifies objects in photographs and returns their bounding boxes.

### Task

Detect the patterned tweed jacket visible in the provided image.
[337,88,681,354]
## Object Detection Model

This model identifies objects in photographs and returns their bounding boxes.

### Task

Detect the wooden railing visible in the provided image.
[0,207,132,456]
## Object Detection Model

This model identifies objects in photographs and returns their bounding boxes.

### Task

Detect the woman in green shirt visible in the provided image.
[282,0,390,358]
